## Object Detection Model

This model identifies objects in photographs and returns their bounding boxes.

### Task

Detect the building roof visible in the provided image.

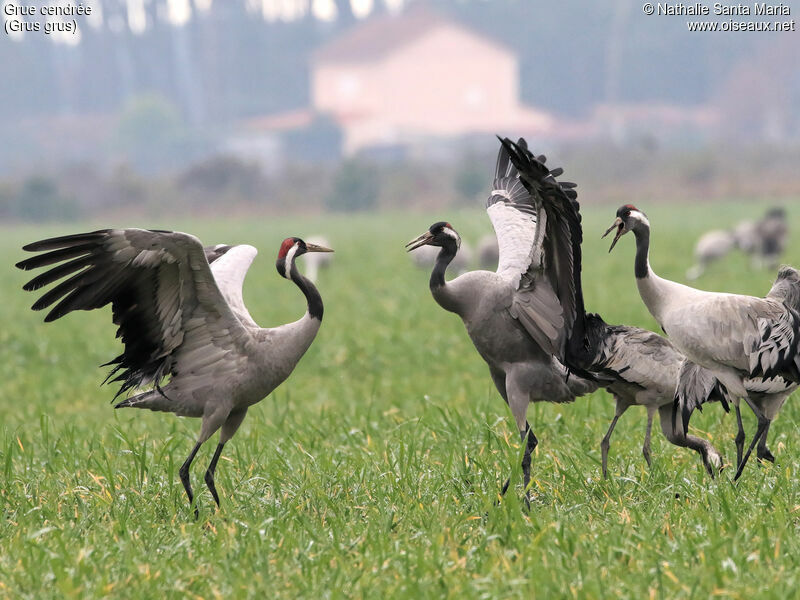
[312,5,509,64]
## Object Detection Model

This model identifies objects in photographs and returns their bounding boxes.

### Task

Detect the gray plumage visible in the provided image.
[676,265,800,466]
[406,138,595,501]
[756,208,788,268]
[686,229,735,280]
[605,205,800,479]
[687,208,789,279]
[16,229,332,516]
[733,220,760,255]
[581,313,724,477]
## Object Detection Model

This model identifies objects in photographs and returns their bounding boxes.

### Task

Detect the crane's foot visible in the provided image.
[757,447,775,463]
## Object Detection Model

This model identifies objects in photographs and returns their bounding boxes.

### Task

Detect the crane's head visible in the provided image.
[276,237,334,279]
[405,222,461,252]
[602,205,649,252]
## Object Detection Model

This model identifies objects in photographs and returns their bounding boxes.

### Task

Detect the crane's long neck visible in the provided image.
[289,259,324,321]
[633,225,651,280]
[631,219,680,324]
[430,242,461,314]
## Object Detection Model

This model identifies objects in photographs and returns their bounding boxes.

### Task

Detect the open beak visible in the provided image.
[602,217,625,253]
[305,243,334,253]
[405,231,434,252]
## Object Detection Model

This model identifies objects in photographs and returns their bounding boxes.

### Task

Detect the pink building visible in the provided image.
[309,7,553,155]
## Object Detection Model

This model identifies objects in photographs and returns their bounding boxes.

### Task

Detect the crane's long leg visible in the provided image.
[734,402,746,468]
[642,406,656,468]
[521,424,538,508]
[734,398,770,481]
[600,398,629,479]
[204,443,226,508]
[490,368,514,498]
[756,421,775,463]
[504,372,534,506]
[498,420,536,500]
[180,408,229,518]
[204,408,248,509]
[179,441,204,519]
[658,406,722,477]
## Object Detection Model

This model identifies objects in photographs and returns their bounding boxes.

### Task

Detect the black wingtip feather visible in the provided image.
[20,230,109,253]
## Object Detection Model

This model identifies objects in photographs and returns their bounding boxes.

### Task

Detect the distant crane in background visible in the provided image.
[476,233,499,271]
[686,207,789,280]
[16,229,332,517]
[686,229,736,280]
[757,207,789,269]
[302,235,335,283]
[406,138,596,502]
[604,205,800,479]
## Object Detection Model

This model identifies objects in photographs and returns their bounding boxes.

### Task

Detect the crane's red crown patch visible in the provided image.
[278,238,297,258]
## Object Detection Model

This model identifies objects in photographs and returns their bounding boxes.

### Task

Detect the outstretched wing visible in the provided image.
[487,137,585,359]
[16,229,252,398]
[207,244,259,328]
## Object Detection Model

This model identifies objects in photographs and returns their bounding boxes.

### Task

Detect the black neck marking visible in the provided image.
[633,226,650,279]
[278,256,324,320]
[429,243,458,290]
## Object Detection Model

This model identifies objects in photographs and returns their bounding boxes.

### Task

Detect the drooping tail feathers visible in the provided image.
[673,360,730,435]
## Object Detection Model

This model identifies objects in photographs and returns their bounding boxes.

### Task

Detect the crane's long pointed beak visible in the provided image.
[602,218,625,253]
[405,231,434,252]
[305,243,334,253]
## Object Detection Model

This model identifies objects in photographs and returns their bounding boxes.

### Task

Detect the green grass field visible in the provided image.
[1,201,799,599]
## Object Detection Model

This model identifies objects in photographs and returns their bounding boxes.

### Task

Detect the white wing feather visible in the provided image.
[210,244,259,328]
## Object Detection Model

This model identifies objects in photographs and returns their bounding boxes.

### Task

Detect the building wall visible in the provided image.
[374,25,518,134]
[311,24,519,152]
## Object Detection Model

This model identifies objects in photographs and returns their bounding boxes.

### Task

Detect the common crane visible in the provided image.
[16,229,332,516]
[406,138,596,501]
[604,205,800,479]
[686,229,735,280]
[756,207,788,269]
[677,266,800,467]
[302,235,334,283]
[477,233,499,271]
[579,313,724,477]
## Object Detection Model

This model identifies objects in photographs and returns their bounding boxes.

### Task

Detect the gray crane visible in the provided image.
[16,229,332,516]
[406,138,596,500]
[604,205,800,479]
[578,313,724,477]
[756,207,789,269]
[686,229,736,280]
[477,233,499,271]
[302,235,334,283]
[677,266,800,466]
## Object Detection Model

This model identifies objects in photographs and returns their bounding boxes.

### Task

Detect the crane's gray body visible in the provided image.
[89,237,321,440]
[17,228,327,512]
[583,313,722,475]
[432,270,595,432]
[407,138,594,499]
[611,206,800,475]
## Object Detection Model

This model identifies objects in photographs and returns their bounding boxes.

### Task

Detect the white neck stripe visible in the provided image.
[284,244,299,279]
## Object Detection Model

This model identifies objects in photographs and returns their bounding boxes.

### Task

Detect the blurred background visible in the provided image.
[0,0,798,221]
